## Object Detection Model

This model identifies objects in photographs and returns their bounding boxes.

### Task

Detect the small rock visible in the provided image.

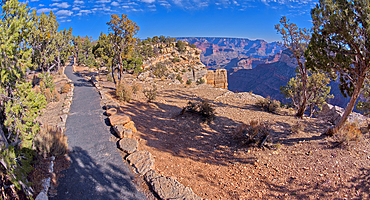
[109,113,131,126]
[126,151,154,175]
[123,121,137,133]
[60,114,68,123]
[119,138,138,154]
[62,107,69,114]
[106,108,117,116]
[35,191,48,200]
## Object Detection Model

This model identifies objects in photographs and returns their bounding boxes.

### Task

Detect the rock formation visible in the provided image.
[205,69,228,89]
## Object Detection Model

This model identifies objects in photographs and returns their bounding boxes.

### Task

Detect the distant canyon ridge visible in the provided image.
[178,37,350,109]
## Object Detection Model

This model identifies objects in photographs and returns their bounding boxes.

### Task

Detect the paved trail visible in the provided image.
[51,63,146,200]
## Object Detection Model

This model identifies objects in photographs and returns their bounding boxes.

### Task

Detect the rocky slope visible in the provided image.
[177,37,282,70]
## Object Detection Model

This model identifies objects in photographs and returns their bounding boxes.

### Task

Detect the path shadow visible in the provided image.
[51,146,141,200]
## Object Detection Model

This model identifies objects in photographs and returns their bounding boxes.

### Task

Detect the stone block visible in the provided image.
[109,113,131,126]
[119,138,138,154]
[123,121,137,133]
[106,108,117,116]
[126,151,154,175]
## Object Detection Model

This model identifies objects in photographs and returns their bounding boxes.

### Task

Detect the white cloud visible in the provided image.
[76,9,92,15]
[37,8,57,13]
[56,10,73,16]
[96,0,110,3]
[141,0,155,3]
[72,7,81,10]
[38,4,44,6]
[60,19,71,22]
[50,2,71,8]
[74,0,84,3]
[111,1,119,6]
[30,0,39,2]
[122,5,130,8]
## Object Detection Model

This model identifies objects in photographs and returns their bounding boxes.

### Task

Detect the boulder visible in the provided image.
[119,138,138,154]
[126,151,154,175]
[138,71,150,81]
[109,113,131,126]
[145,171,201,200]
[60,114,68,123]
[123,121,137,133]
[106,108,117,116]
[114,125,133,138]
[318,103,368,125]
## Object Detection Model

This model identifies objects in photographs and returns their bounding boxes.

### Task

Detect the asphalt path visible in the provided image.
[50,62,146,200]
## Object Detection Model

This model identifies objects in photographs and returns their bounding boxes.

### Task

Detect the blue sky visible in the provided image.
[25,0,318,42]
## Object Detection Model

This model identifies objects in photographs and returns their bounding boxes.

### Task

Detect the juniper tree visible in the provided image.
[275,16,311,118]
[107,14,139,83]
[305,0,370,135]
[0,0,46,197]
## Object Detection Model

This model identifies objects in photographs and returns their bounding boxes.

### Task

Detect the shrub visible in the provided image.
[199,99,215,122]
[152,63,168,78]
[143,85,157,102]
[51,88,60,102]
[186,79,192,85]
[44,88,53,102]
[39,72,55,92]
[172,57,181,63]
[234,120,270,147]
[291,121,304,134]
[116,83,132,102]
[181,99,215,122]
[197,78,205,85]
[182,69,186,73]
[255,97,280,114]
[333,122,362,148]
[60,83,71,94]
[131,83,142,94]
[107,74,114,82]
[176,74,183,83]
[33,126,68,158]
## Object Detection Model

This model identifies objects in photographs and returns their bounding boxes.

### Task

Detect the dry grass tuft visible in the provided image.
[60,83,71,94]
[255,97,280,114]
[116,83,132,102]
[234,120,270,147]
[143,85,157,103]
[34,125,68,158]
[333,122,362,148]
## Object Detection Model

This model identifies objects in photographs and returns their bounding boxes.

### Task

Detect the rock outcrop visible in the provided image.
[205,69,228,89]
[318,103,368,125]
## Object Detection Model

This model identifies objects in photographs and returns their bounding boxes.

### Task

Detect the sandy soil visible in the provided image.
[76,66,370,200]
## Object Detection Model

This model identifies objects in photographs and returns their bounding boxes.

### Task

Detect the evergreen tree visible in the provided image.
[305,0,370,135]
[0,0,46,197]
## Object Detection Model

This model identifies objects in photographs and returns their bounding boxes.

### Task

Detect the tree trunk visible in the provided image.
[325,76,365,136]
[296,65,308,118]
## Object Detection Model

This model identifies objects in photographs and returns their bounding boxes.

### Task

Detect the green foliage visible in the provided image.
[197,78,205,85]
[357,79,370,116]
[143,85,157,102]
[107,74,114,82]
[333,122,362,148]
[255,97,280,114]
[176,74,183,83]
[190,43,197,48]
[107,14,139,82]
[186,79,192,85]
[151,63,167,78]
[176,40,186,53]
[1,82,46,194]
[39,72,55,92]
[116,83,132,102]
[172,57,181,63]
[281,71,333,117]
[131,82,141,94]
[275,16,311,118]
[305,0,370,134]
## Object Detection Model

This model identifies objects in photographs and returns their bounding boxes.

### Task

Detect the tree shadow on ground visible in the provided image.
[259,167,370,199]
[118,94,257,167]
[51,146,143,200]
